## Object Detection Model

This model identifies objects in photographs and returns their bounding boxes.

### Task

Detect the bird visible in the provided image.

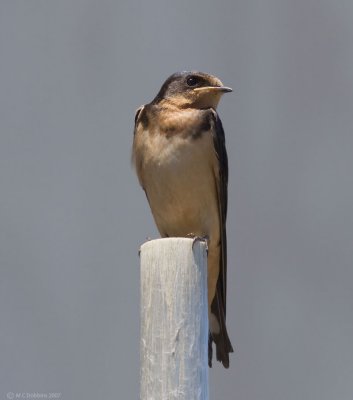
[132,71,233,368]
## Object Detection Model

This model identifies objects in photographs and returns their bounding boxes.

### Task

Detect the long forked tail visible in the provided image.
[208,289,233,368]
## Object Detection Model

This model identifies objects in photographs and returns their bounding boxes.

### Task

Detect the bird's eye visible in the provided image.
[186,76,199,87]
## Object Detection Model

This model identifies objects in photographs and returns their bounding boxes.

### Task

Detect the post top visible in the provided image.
[140,237,208,253]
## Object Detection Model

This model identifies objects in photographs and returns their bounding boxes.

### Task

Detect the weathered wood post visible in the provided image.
[140,237,209,400]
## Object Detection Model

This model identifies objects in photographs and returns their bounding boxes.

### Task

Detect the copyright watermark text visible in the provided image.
[6,393,61,399]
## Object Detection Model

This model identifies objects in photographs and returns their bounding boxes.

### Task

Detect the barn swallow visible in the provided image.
[132,71,233,368]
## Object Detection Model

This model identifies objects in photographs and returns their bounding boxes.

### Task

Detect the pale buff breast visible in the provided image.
[138,129,220,240]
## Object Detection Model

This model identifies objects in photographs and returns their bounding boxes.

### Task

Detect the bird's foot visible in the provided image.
[186,233,209,253]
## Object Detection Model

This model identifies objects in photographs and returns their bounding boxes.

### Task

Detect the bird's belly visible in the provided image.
[142,133,220,238]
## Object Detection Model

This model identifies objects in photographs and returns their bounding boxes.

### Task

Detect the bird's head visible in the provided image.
[152,71,232,109]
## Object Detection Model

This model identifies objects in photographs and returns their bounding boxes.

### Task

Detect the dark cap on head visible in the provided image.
[152,71,232,106]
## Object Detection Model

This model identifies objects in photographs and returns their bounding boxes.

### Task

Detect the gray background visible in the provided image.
[0,1,352,399]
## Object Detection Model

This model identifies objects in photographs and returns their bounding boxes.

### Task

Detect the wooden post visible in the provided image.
[140,238,209,400]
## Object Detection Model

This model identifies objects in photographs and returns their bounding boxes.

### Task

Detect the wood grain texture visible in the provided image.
[140,238,209,400]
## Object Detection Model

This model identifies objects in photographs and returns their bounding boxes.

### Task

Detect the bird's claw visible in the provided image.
[186,233,209,254]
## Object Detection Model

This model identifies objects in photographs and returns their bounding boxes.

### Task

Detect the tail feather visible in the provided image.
[209,288,233,368]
